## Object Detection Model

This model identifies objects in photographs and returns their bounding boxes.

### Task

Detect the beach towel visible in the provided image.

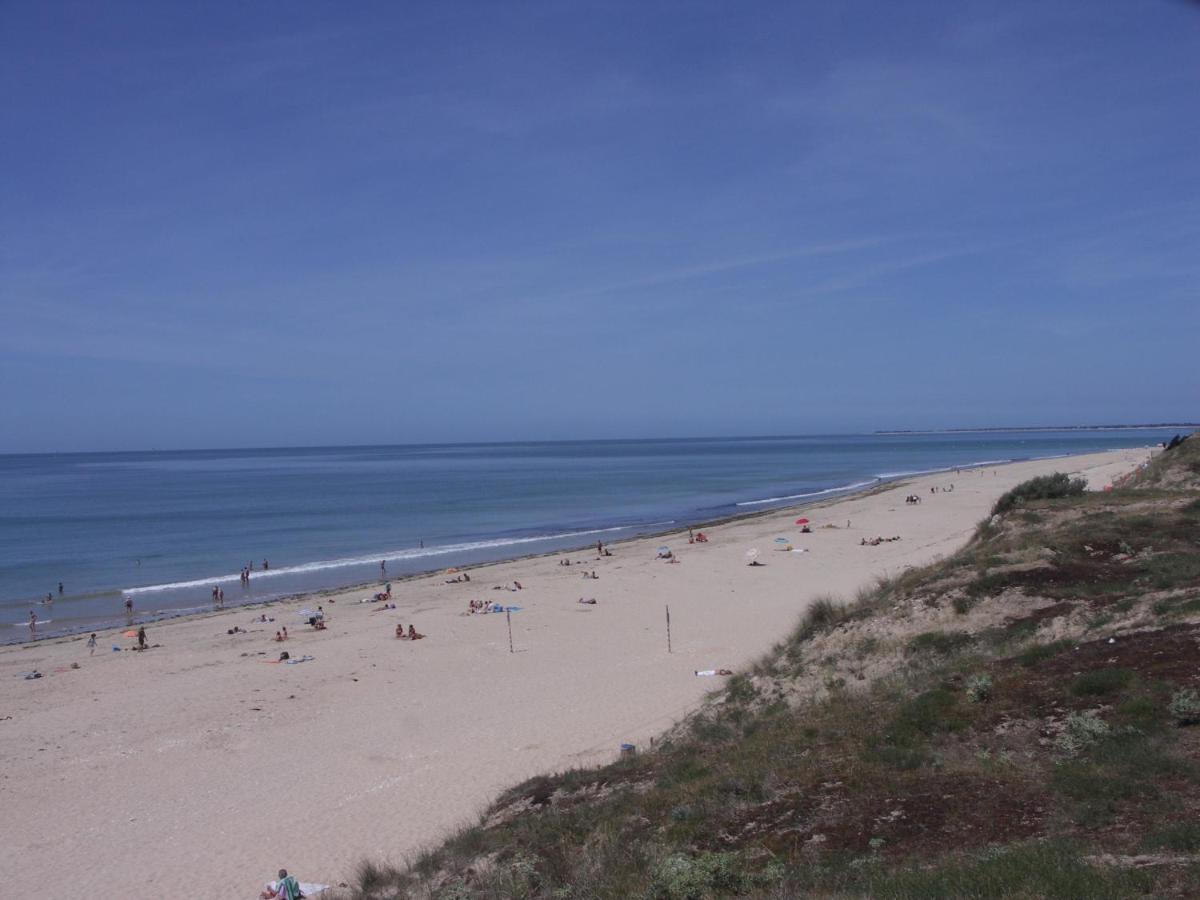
[264,879,329,897]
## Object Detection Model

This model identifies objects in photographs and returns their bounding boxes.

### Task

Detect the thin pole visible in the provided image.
[507,608,514,654]
[666,604,672,654]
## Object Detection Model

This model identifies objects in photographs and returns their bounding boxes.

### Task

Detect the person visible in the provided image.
[263,559,269,570]
[58,582,64,595]
[260,868,302,900]
[218,588,224,607]
[408,624,423,640]
[137,626,147,650]
[29,610,37,630]
[513,581,522,590]
[45,592,53,605]
[395,623,405,638]
[380,560,387,574]
[87,633,97,655]
[275,631,284,642]
[282,627,288,640]
[124,597,133,614]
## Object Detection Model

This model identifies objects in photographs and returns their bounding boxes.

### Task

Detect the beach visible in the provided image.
[0,448,1149,898]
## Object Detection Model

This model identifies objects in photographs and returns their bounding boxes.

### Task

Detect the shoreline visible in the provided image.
[4,449,1135,648]
[0,447,1151,899]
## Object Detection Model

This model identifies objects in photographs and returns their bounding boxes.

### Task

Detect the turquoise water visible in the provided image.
[0,431,1184,641]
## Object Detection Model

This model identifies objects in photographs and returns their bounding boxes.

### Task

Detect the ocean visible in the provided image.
[0,430,1185,642]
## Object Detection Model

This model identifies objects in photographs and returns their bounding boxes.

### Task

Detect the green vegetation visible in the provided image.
[991,472,1087,515]
[346,442,1200,899]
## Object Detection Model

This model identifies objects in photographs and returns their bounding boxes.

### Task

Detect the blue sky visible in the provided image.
[2,1,1197,452]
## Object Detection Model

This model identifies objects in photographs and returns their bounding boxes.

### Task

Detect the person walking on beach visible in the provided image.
[124,597,133,616]
[87,633,97,655]
[218,587,224,607]
[380,559,387,574]
[137,626,147,650]
[29,610,37,632]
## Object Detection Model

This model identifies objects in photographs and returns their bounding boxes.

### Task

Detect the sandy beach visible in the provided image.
[0,448,1149,898]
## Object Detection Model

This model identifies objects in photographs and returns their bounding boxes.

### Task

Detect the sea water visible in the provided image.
[0,430,1186,641]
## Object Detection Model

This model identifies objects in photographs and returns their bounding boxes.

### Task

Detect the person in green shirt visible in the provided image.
[260,869,302,900]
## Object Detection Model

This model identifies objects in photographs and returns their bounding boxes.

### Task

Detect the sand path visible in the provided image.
[0,448,1148,897]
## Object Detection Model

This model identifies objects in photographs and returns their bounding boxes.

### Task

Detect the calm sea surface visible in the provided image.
[1,431,1185,642]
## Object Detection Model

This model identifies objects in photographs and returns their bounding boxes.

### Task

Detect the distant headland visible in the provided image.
[874,424,1198,435]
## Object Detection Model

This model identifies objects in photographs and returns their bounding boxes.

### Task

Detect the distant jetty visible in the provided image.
[875,424,1198,435]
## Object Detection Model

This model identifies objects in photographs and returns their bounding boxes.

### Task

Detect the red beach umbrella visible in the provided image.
[794,518,810,525]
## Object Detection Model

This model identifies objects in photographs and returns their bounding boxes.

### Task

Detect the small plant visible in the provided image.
[649,851,746,898]
[965,674,993,703]
[1169,688,1200,726]
[1018,639,1073,667]
[907,630,973,655]
[1055,711,1110,756]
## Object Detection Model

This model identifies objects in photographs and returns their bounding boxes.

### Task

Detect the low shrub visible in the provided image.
[1018,639,1074,667]
[965,674,993,703]
[992,473,1087,516]
[1055,711,1110,756]
[908,631,973,655]
[1069,668,1135,697]
[1169,688,1200,726]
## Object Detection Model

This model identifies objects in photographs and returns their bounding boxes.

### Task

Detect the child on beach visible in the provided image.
[87,633,97,655]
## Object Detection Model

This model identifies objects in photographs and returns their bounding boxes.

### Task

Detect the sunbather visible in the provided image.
[260,869,302,900]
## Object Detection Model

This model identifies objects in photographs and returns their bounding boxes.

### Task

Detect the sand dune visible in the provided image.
[0,448,1148,898]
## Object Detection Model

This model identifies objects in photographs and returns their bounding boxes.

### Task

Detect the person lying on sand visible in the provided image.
[371,602,396,611]
[577,597,597,605]
[748,560,764,567]
[374,591,391,601]
[694,669,734,676]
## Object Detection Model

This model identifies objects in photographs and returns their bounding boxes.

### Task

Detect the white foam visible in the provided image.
[736,479,879,507]
[122,521,673,595]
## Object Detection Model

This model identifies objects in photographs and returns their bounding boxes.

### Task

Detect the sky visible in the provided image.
[2,1,1198,452]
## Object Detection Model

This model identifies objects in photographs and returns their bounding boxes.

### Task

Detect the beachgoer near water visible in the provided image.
[218,588,224,606]
[260,869,302,900]
[87,633,97,655]
[137,626,147,649]
[29,610,37,630]
[263,559,269,570]
[380,560,387,574]
[124,597,133,614]
[58,582,64,595]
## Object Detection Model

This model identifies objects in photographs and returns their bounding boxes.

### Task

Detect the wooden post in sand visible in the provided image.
[506,608,514,654]
[666,605,672,654]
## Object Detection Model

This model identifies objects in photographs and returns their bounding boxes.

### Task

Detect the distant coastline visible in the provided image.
[875,424,1198,435]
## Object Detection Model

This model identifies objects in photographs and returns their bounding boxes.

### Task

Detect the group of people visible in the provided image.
[580,570,599,580]
[904,494,923,504]
[211,586,226,605]
[467,599,502,614]
[687,531,709,543]
[444,572,471,583]
[395,623,423,640]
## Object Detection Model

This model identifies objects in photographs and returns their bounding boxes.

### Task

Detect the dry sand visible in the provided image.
[0,448,1149,898]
